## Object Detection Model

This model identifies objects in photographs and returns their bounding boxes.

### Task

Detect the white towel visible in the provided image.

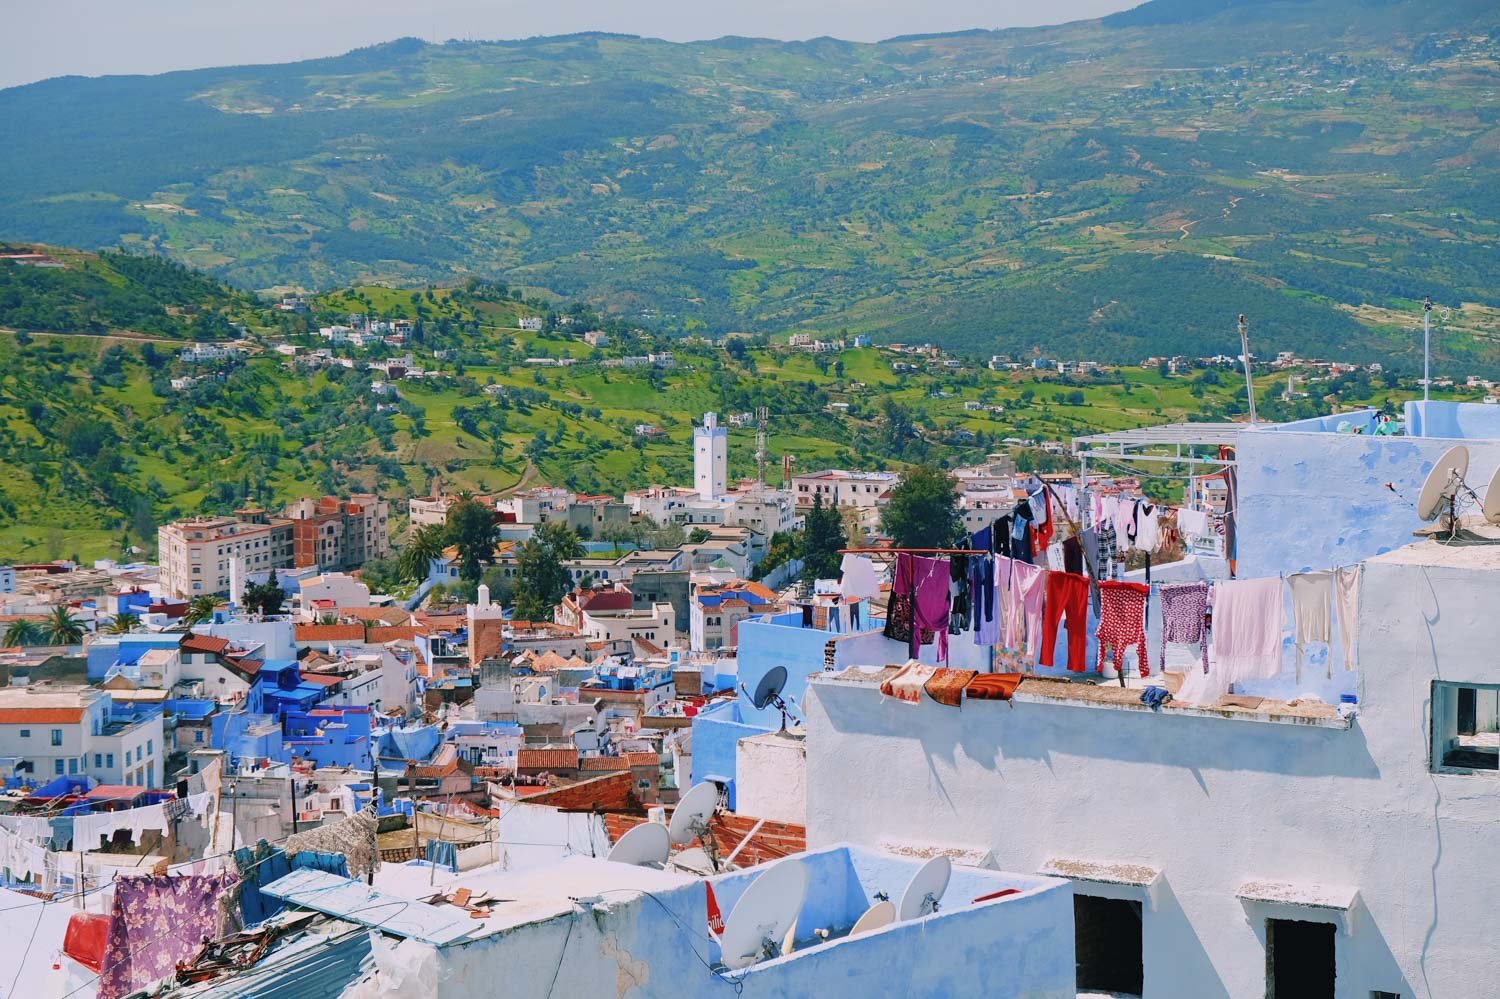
[1212,578,1285,684]
[1177,508,1210,538]
[839,554,880,602]
[1335,565,1361,671]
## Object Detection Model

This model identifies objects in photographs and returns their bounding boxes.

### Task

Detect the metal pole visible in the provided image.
[1237,315,1257,426]
[1423,295,1433,405]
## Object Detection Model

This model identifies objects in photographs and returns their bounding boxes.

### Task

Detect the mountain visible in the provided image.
[1,0,1498,368]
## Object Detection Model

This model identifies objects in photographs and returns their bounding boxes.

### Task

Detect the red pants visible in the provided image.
[1040,571,1090,670]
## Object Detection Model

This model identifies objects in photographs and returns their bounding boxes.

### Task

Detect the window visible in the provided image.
[106,753,114,768]
[1073,895,1143,997]
[18,729,29,738]
[68,758,78,774]
[146,739,153,756]
[94,754,102,768]
[194,730,204,743]
[1266,918,1335,999]
[1371,993,1402,999]
[54,760,64,775]
[50,729,62,746]
[1432,681,1499,772]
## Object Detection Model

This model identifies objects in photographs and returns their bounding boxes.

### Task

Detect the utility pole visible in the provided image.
[1423,295,1433,404]
[1237,314,1257,426]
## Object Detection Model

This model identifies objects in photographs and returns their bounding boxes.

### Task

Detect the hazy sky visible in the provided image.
[1,0,1138,90]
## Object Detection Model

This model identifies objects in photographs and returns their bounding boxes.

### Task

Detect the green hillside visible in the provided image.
[1,1,1498,367]
[0,269,1473,563]
[0,245,253,339]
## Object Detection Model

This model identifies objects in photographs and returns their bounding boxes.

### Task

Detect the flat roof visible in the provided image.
[1366,528,1500,570]
[1072,422,1247,449]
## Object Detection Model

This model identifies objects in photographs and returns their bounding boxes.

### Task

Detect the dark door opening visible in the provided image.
[1458,685,1478,736]
[1074,894,1143,997]
[1266,918,1335,999]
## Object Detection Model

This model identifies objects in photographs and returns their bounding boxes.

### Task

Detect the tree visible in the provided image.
[45,606,84,645]
[512,522,585,621]
[244,577,286,616]
[881,464,961,549]
[445,493,499,583]
[184,594,220,626]
[800,494,847,582]
[3,619,44,646]
[399,523,448,583]
[106,612,141,635]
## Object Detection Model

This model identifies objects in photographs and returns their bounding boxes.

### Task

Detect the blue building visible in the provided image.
[85,634,181,682]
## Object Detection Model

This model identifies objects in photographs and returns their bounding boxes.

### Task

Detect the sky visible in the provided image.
[1,0,1139,90]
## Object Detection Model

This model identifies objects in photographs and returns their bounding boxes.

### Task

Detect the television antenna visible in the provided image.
[897,855,951,921]
[669,781,724,871]
[755,406,770,487]
[740,666,800,732]
[718,860,808,971]
[606,821,670,868]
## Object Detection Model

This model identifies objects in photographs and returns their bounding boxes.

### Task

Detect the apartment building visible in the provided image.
[284,494,391,570]
[790,468,899,509]
[157,508,294,598]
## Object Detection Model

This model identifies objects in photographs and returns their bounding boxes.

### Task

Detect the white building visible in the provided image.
[790,469,898,509]
[693,412,727,502]
[0,566,13,594]
[579,602,675,649]
[299,572,372,610]
[408,494,455,530]
[0,686,164,787]
[179,343,239,364]
[802,523,1500,999]
[518,316,544,331]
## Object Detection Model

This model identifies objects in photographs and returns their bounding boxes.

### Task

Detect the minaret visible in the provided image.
[694,412,727,501]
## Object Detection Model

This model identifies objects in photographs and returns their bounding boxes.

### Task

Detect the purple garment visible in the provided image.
[1159,581,1211,673]
[911,555,951,661]
[99,872,237,999]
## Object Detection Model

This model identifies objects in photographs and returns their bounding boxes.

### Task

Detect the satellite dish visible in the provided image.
[897,856,951,921]
[719,860,808,971]
[848,900,896,938]
[669,781,719,846]
[1417,445,1470,521]
[1484,466,1500,525]
[607,822,670,867]
[740,666,800,732]
[750,667,787,709]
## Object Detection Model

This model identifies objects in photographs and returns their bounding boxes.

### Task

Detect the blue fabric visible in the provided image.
[425,839,458,873]
[1140,686,1172,712]
[235,842,350,925]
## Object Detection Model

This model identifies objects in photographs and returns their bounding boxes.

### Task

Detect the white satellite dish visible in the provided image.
[848,900,896,938]
[1484,467,1500,525]
[669,782,719,846]
[607,821,670,867]
[897,856,951,921]
[1417,445,1470,521]
[719,860,809,971]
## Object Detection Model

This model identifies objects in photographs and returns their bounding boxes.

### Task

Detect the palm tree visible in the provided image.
[399,523,449,583]
[183,594,220,626]
[106,612,141,635]
[45,606,84,646]
[2,619,44,647]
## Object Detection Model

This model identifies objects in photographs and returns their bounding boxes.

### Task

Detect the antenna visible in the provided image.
[756,406,769,487]
[897,856,951,921]
[718,860,809,970]
[668,780,724,873]
[1423,295,1433,406]
[607,821,670,868]
[1236,314,1257,426]
[740,666,799,732]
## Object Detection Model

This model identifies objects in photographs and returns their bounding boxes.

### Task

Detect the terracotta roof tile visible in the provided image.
[295,624,366,642]
[180,634,231,654]
[516,748,579,770]
[0,708,85,724]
